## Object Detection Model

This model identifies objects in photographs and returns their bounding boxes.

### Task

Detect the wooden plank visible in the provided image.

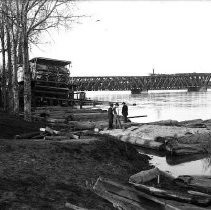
[128,115,147,118]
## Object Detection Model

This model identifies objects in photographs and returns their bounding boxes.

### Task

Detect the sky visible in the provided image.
[31,1,211,77]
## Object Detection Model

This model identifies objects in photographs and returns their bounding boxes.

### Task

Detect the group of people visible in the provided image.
[108,102,128,129]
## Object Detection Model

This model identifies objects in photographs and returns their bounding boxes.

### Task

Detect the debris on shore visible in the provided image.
[0,108,150,209]
[100,120,211,155]
[1,106,211,209]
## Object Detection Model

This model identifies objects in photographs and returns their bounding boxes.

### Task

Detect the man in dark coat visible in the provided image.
[122,102,128,123]
[108,103,114,129]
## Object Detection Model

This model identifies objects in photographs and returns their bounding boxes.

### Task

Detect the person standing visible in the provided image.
[108,103,114,129]
[122,102,128,123]
[113,103,122,128]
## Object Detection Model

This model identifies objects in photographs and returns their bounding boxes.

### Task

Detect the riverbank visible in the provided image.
[2,106,211,209]
[0,110,150,209]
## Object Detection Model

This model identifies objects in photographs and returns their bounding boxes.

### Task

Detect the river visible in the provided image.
[86,89,211,176]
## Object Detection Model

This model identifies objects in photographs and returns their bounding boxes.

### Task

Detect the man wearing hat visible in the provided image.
[122,102,128,123]
[108,103,114,129]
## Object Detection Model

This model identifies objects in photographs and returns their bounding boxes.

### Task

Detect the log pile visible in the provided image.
[16,106,111,141]
[18,58,73,107]
[127,168,211,208]
[15,126,80,141]
[93,168,211,209]
[99,120,211,155]
[31,106,109,130]
[32,62,71,105]
[93,176,211,210]
[99,124,211,153]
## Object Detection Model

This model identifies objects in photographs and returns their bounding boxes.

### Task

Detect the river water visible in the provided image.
[86,89,211,176]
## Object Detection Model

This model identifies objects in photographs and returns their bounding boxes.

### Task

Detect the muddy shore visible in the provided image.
[0,111,151,209]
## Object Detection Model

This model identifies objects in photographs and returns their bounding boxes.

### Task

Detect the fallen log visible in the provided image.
[44,136,69,141]
[31,133,48,139]
[166,153,209,165]
[129,168,160,184]
[100,124,211,151]
[40,127,60,135]
[68,121,95,131]
[60,132,79,139]
[93,177,209,210]
[149,120,180,126]
[137,147,166,157]
[46,118,66,123]
[70,112,108,121]
[93,177,164,210]
[177,133,211,144]
[65,202,88,210]
[175,175,211,194]
[14,131,41,139]
[129,168,175,184]
[130,182,211,206]
[165,141,207,155]
[179,119,204,127]
[118,135,164,150]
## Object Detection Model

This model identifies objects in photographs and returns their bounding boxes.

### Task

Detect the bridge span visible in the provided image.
[72,73,211,93]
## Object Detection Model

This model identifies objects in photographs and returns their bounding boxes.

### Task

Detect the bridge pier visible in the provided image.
[187,86,207,92]
[131,88,148,94]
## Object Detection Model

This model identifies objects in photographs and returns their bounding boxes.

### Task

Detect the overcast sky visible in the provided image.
[31,1,211,76]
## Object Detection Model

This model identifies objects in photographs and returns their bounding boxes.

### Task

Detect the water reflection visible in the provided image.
[137,147,211,177]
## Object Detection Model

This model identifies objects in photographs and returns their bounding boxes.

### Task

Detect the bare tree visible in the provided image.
[0,26,7,111]
[1,0,22,114]
[0,0,77,120]
[0,2,7,111]
[20,0,76,121]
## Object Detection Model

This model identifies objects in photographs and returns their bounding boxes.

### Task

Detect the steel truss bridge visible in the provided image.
[72,73,211,92]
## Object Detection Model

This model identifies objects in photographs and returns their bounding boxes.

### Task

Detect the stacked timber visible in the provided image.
[32,63,70,105]
[99,124,211,153]
[32,106,109,130]
[18,58,74,107]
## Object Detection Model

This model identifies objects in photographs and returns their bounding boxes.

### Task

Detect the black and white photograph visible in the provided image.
[0,0,211,209]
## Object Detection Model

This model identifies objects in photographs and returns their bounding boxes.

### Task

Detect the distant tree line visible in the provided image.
[0,0,77,121]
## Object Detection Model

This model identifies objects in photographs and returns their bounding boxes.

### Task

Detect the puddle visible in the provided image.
[137,147,211,177]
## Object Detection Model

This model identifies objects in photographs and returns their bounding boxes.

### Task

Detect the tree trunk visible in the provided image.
[17,35,23,65]
[0,32,7,111]
[7,30,13,113]
[12,38,19,115]
[22,34,31,121]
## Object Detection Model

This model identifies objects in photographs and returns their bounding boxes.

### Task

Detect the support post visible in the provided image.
[187,86,207,92]
[131,88,148,94]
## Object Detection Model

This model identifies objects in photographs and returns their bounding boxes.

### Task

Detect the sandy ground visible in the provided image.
[0,111,150,209]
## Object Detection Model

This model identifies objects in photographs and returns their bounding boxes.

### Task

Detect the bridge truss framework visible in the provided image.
[72,73,211,92]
